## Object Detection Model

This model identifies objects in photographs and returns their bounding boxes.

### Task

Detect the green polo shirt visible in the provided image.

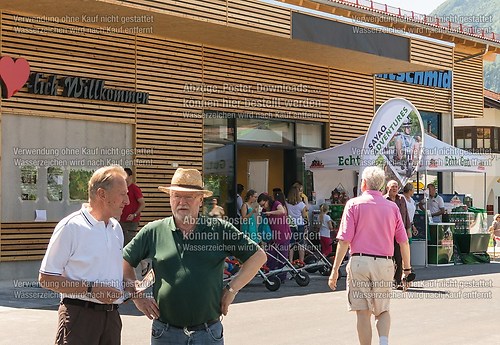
[123,216,259,327]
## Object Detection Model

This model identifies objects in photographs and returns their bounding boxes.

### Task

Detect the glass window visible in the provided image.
[2,114,133,222]
[494,128,498,151]
[69,169,94,201]
[20,166,38,201]
[47,167,64,201]
[420,111,441,139]
[237,118,294,146]
[204,114,235,142]
[203,143,235,219]
[484,128,491,149]
[296,122,323,148]
[464,128,472,149]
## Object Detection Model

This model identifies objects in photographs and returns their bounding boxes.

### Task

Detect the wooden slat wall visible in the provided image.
[201,47,330,122]
[329,70,374,146]
[0,223,57,261]
[454,52,483,118]
[135,36,204,224]
[375,79,451,113]
[0,10,482,261]
[102,0,228,24]
[410,39,453,69]
[103,0,292,37]
[0,14,137,122]
[227,0,290,37]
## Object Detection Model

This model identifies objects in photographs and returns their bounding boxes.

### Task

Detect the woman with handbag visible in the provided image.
[258,193,291,282]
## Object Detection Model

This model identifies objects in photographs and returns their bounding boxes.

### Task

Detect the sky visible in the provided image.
[374,0,448,15]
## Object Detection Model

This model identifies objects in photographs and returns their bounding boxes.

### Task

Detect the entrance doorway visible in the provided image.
[247,160,268,194]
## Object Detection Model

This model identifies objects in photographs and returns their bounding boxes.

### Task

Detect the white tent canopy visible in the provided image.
[304,133,490,173]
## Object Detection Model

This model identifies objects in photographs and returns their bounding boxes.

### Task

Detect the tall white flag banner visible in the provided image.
[359,98,424,190]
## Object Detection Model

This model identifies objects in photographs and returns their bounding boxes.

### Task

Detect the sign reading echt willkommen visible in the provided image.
[27,72,149,104]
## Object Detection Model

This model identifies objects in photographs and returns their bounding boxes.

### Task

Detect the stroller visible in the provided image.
[259,242,310,291]
[222,243,310,292]
[302,233,347,277]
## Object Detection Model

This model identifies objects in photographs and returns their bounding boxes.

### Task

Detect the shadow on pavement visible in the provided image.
[1,262,498,315]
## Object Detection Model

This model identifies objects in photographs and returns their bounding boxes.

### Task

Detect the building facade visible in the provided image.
[0,0,498,276]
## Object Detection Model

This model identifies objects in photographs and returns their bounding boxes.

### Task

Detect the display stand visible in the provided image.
[427,223,455,265]
[410,240,426,266]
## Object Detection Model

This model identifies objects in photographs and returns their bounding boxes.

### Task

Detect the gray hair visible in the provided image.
[361,166,385,191]
[88,165,127,200]
[403,182,414,193]
[386,180,399,188]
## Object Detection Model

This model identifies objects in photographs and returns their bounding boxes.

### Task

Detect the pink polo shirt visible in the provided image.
[336,190,408,256]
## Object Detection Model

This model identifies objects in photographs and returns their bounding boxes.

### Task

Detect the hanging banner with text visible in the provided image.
[359,98,424,189]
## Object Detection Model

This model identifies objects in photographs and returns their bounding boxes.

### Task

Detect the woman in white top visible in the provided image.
[286,186,308,265]
[401,182,416,243]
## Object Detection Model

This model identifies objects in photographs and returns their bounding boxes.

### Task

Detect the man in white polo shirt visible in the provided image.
[418,183,445,223]
[39,165,130,345]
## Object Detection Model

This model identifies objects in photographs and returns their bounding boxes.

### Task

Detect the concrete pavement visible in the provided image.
[1,262,499,344]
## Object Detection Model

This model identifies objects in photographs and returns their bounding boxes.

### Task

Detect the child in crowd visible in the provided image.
[318,203,334,256]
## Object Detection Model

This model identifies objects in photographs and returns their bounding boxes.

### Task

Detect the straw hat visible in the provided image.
[158,168,213,198]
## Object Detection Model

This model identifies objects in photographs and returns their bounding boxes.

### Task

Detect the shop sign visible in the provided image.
[0,56,30,98]
[375,70,452,89]
[0,55,149,104]
[27,72,149,104]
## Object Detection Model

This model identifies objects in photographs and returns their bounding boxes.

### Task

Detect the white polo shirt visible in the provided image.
[40,204,124,303]
[425,195,445,223]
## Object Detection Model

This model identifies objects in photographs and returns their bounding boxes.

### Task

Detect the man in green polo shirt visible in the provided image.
[123,168,266,345]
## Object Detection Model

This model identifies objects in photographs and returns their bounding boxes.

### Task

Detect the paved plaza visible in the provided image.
[1,262,499,345]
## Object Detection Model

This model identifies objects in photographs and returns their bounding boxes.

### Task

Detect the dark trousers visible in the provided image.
[56,302,121,345]
[393,240,402,285]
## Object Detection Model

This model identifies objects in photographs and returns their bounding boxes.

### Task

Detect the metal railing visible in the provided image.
[328,0,498,42]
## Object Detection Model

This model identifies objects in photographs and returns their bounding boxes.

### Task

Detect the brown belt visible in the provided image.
[62,298,119,312]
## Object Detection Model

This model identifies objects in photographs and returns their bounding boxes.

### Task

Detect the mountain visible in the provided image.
[431,0,500,93]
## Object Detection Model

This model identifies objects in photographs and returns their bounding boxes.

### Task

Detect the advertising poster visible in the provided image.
[359,98,424,188]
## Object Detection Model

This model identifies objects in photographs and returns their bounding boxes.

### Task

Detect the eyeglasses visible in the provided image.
[170,194,199,202]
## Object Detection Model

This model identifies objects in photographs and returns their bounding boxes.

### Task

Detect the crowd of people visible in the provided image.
[39,164,417,345]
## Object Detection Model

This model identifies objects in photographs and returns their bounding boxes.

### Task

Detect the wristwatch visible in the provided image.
[132,213,137,217]
[225,284,238,295]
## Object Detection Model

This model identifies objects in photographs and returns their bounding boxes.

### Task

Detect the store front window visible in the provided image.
[417,111,441,193]
[1,114,133,222]
[237,119,294,146]
[203,142,235,219]
[203,113,325,219]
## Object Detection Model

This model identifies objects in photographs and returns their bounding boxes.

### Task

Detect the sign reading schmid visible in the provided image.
[27,72,149,104]
[375,70,452,89]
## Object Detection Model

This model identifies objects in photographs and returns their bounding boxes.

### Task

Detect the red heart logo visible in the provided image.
[0,56,30,98]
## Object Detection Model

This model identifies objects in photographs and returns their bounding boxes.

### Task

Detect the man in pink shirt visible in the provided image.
[328,166,411,345]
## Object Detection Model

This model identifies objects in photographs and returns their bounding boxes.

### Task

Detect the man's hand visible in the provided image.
[133,296,160,320]
[220,289,236,316]
[328,270,339,291]
[92,285,123,304]
[401,271,416,292]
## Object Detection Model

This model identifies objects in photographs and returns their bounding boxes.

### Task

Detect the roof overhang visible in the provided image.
[278,0,500,55]
[0,0,441,75]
